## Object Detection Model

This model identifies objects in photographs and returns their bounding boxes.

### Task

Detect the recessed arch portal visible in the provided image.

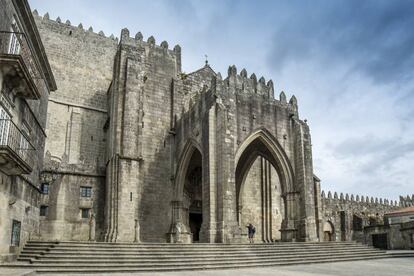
[174,139,203,201]
[235,129,295,242]
[171,139,203,243]
[235,129,294,198]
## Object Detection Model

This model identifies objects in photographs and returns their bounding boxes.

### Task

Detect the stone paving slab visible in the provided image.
[1,258,413,276]
[0,268,34,276]
[94,258,414,276]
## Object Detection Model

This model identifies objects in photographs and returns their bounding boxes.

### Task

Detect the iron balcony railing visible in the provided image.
[0,118,35,173]
[0,31,45,98]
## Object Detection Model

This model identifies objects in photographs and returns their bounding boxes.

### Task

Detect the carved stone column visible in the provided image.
[167,200,191,243]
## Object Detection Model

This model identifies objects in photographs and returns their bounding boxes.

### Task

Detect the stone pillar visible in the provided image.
[213,99,240,244]
[314,178,324,241]
[167,200,191,243]
[260,158,273,243]
[280,192,298,241]
[104,55,144,243]
[199,105,218,243]
[292,119,318,241]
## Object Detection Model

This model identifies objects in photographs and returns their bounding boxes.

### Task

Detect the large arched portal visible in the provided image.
[183,150,202,242]
[235,130,296,242]
[168,141,204,243]
[238,156,285,242]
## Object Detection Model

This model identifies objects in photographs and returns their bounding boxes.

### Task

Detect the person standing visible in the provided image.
[246,223,256,243]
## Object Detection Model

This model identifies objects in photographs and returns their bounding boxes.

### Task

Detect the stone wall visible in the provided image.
[0,0,53,260]
[0,173,40,261]
[39,170,105,241]
[32,12,117,241]
[321,190,398,242]
[33,12,117,171]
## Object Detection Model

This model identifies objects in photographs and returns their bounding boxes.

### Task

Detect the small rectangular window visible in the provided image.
[80,186,92,198]
[11,220,21,246]
[41,183,49,194]
[40,205,48,216]
[81,208,90,219]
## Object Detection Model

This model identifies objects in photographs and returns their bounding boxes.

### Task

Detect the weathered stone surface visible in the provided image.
[0,2,409,262]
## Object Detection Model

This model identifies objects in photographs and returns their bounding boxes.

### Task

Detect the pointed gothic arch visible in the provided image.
[174,139,203,201]
[169,138,204,243]
[234,128,296,241]
[235,128,295,202]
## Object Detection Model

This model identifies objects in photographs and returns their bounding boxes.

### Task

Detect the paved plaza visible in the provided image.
[112,258,414,276]
[0,258,412,276]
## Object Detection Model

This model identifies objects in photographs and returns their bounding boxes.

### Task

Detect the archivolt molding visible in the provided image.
[235,128,295,194]
[174,138,202,200]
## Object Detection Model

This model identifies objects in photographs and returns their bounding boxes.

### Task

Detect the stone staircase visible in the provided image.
[1,241,389,274]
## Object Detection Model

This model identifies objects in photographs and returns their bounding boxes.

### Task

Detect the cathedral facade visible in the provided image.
[1,1,407,261]
[36,15,320,243]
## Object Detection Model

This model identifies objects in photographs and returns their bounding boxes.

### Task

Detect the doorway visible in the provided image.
[372,233,388,249]
[189,212,202,242]
[183,148,203,243]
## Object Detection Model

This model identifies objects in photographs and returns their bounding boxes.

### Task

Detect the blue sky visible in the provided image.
[29,0,414,201]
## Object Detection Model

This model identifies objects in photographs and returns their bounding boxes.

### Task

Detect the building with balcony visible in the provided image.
[0,0,56,262]
[0,0,411,267]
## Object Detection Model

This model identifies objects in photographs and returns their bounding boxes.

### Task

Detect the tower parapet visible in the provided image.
[400,195,414,207]
[321,190,399,208]
[33,10,119,42]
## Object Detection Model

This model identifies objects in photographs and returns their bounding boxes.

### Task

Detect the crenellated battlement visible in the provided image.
[223,64,298,110]
[32,10,119,42]
[321,190,399,207]
[400,194,414,207]
[118,27,180,55]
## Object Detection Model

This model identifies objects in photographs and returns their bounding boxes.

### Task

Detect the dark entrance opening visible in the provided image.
[372,233,388,249]
[189,212,202,242]
[183,148,203,243]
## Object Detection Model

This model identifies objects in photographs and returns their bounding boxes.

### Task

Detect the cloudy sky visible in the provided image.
[29,0,414,201]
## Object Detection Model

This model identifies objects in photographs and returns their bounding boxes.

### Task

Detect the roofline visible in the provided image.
[187,64,216,76]
[13,0,57,91]
[313,174,321,182]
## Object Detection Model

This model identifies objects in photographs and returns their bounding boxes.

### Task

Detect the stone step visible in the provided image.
[23,245,365,251]
[24,241,359,248]
[26,240,358,245]
[3,254,389,273]
[14,252,389,267]
[5,241,388,273]
[19,248,379,259]
[21,251,386,264]
[22,244,363,251]
[19,248,381,260]
[22,247,369,254]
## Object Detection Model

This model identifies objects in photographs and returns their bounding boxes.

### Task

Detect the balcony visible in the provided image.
[0,31,42,99]
[0,119,35,175]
